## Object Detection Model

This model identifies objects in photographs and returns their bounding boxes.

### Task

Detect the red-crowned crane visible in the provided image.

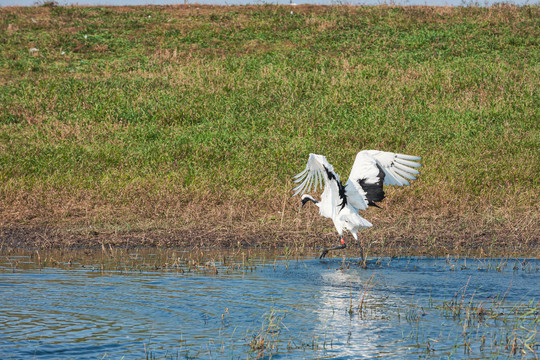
[293,150,422,263]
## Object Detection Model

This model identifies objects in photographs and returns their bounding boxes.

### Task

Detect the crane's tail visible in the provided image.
[358,216,373,229]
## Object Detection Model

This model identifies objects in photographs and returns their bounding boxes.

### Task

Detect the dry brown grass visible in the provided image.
[1,179,538,257]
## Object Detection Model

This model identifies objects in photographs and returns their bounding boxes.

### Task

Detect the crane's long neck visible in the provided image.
[301,194,319,207]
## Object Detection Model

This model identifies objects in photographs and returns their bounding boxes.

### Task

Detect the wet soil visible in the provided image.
[1,225,538,258]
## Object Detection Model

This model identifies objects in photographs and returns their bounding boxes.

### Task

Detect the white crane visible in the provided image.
[293,150,422,263]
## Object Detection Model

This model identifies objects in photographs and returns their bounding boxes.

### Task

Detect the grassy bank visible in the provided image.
[0,4,538,254]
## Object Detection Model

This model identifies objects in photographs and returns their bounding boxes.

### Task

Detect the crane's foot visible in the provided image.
[359,258,367,269]
[319,240,346,259]
[359,249,366,268]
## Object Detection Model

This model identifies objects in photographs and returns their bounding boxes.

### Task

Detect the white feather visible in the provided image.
[388,168,410,185]
[394,158,422,168]
[394,162,420,175]
[396,153,421,161]
[394,168,417,180]
[293,168,307,179]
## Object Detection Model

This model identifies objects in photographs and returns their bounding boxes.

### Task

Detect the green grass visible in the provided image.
[0,5,538,249]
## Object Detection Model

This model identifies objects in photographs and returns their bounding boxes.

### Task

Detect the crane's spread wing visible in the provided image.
[346,150,421,208]
[292,153,339,197]
[362,150,422,186]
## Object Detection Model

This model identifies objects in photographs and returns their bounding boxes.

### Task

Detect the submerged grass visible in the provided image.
[0,5,538,252]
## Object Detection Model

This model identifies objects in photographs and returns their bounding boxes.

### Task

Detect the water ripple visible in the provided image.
[0,256,538,359]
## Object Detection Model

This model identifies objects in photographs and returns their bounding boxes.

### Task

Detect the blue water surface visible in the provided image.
[0,255,538,359]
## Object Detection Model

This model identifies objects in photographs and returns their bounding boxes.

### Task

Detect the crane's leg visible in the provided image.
[319,238,346,259]
[353,234,366,268]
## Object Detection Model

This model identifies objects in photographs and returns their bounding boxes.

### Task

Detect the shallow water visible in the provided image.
[0,251,538,359]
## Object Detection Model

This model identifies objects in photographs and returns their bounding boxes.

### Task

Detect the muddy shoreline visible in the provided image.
[2,226,538,258]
